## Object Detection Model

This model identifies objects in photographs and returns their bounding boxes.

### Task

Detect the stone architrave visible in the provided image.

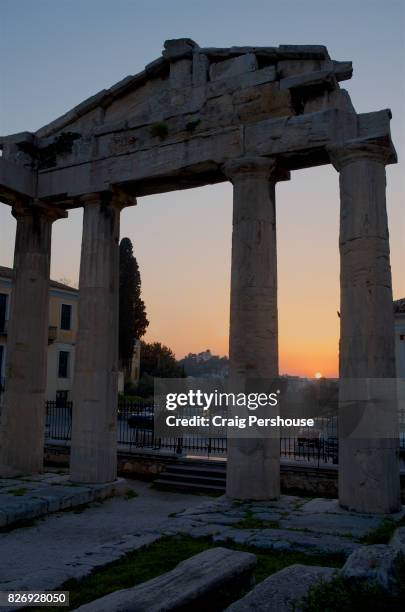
[70,191,134,484]
[0,202,66,476]
[329,141,401,514]
[224,157,288,500]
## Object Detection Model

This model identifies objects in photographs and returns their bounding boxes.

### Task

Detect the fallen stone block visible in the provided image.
[341,544,403,593]
[225,564,335,611]
[74,547,257,612]
[390,526,405,553]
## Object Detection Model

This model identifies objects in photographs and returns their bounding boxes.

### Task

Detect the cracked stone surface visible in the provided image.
[170,495,405,556]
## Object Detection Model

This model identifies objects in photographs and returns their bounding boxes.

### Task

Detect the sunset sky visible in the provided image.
[1,0,404,377]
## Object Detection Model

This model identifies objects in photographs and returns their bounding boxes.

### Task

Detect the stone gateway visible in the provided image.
[0,38,400,513]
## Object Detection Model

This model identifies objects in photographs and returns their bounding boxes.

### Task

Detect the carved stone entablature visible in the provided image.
[0,39,396,206]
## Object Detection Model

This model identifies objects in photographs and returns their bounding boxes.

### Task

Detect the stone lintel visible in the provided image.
[0,158,36,202]
[328,136,397,171]
[34,108,394,201]
[224,156,290,183]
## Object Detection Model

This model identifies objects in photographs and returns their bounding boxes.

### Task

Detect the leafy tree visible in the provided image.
[140,342,185,378]
[119,238,149,378]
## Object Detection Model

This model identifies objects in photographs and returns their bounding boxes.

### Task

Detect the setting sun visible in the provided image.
[314,372,323,379]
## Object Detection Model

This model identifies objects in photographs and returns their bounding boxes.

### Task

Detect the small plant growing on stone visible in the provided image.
[150,122,169,140]
[125,490,138,500]
[7,487,27,496]
[186,119,200,132]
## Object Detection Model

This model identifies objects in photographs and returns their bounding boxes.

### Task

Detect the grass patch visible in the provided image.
[125,490,138,500]
[24,535,345,611]
[361,515,405,545]
[300,555,405,612]
[233,510,279,530]
[7,487,28,496]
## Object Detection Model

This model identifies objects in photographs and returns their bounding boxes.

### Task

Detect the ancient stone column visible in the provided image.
[70,191,132,484]
[0,202,66,477]
[330,141,401,513]
[224,157,287,500]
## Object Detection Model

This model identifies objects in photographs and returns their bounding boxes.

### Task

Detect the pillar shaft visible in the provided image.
[0,203,64,476]
[331,143,401,513]
[224,157,285,500]
[70,194,121,483]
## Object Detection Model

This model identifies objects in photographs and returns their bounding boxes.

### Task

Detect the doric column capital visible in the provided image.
[328,137,397,171]
[12,200,67,222]
[223,156,290,183]
[78,188,137,210]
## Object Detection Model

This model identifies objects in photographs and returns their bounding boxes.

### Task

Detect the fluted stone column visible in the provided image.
[330,141,401,513]
[0,202,66,476]
[70,192,131,484]
[224,157,287,500]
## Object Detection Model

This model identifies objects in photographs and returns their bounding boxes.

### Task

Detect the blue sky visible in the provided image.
[1,0,404,372]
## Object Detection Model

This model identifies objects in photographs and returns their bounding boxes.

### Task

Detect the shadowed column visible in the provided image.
[70,191,134,483]
[224,156,288,500]
[330,140,401,513]
[0,202,66,476]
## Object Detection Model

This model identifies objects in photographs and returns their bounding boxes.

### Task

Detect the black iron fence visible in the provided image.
[45,400,405,466]
[46,400,72,440]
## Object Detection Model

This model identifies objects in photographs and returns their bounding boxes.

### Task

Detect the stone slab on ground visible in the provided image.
[223,527,358,555]
[0,474,129,528]
[390,526,405,553]
[279,512,382,537]
[74,547,257,612]
[225,563,335,611]
[170,494,386,555]
[300,498,405,520]
[341,544,403,593]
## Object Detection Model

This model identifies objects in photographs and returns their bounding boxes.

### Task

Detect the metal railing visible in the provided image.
[46,400,72,440]
[45,400,341,464]
[45,400,405,466]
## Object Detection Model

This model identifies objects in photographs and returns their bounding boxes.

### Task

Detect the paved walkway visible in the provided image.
[0,480,209,595]
[1,478,403,608]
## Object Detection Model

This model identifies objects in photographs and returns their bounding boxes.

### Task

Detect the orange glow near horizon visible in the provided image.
[134,169,343,378]
[1,167,403,381]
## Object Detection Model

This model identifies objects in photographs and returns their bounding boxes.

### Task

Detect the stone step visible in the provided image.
[166,463,227,478]
[159,473,226,487]
[74,547,257,612]
[154,460,227,494]
[154,478,226,494]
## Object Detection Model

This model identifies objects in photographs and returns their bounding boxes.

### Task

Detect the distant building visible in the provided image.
[394,298,405,378]
[118,339,141,393]
[185,349,213,363]
[196,349,212,362]
[0,266,78,402]
[131,340,141,382]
